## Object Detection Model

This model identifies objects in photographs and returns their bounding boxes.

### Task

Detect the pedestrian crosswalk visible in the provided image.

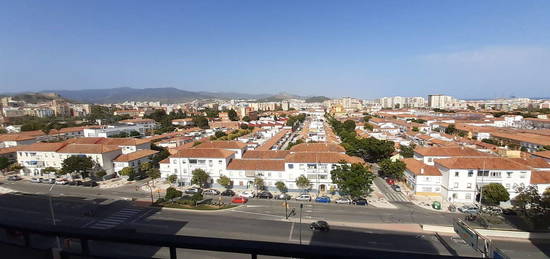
[87,207,145,230]
[383,191,409,202]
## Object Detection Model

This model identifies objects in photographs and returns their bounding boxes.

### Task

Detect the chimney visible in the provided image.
[420,168,424,175]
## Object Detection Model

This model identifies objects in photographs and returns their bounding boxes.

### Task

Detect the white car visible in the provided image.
[240,191,255,198]
[55,179,68,185]
[335,198,352,204]
[295,194,312,201]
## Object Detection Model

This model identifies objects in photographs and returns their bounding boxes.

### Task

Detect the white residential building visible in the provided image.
[403,158,442,195]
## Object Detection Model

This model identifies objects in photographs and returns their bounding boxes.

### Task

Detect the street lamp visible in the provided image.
[48,184,61,249]
[299,203,303,245]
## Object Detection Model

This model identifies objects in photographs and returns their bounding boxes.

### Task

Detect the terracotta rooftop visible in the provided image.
[194,141,247,150]
[435,157,531,170]
[119,118,156,124]
[172,148,235,158]
[492,132,550,146]
[289,143,345,153]
[66,137,150,146]
[414,146,493,157]
[0,146,23,155]
[18,142,67,152]
[159,158,170,164]
[242,150,290,159]
[114,149,159,162]
[403,158,441,176]
[227,159,285,171]
[57,144,121,154]
[507,158,550,169]
[533,151,550,160]
[530,171,550,184]
[285,152,363,164]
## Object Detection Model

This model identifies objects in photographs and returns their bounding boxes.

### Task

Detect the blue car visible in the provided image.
[315,196,331,203]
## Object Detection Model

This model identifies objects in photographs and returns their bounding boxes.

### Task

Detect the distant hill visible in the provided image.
[0,92,74,104]
[305,96,330,103]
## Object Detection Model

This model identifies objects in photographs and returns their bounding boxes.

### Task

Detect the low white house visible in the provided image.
[403,158,441,196]
[113,149,159,173]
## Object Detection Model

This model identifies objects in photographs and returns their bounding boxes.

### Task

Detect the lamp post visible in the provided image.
[299,203,303,245]
[48,184,61,249]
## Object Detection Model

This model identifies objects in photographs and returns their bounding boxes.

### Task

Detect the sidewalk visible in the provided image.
[422,224,550,240]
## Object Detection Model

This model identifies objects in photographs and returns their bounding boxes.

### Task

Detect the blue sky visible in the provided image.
[1,0,549,99]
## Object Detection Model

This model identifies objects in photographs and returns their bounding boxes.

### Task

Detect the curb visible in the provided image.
[422,224,550,240]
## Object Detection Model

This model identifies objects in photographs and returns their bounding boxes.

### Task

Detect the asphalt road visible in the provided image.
[1,180,549,259]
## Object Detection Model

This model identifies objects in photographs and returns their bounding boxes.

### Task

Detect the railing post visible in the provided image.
[23,231,31,247]
[251,253,257,259]
[170,246,177,259]
[80,238,89,255]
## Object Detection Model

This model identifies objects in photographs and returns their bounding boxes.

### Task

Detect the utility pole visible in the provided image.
[48,184,61,249]
[299,203,303,245]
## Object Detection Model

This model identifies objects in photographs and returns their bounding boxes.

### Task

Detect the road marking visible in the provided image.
[288,222,295,241]
[231,210,282,218]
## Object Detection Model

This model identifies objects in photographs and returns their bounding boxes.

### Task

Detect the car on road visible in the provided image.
[309,220,330,232]
[315,196,331,203]
[221,190,235,196]
[31,178,41,183]
[295,194,312,202]
[335,197,352,204]
[352,198,368,206]
[55,179,68,185]
[231,196,248,204]
[41,178,56,184]
[275,193,292,200]
[82,181,98,187]
[257,191,273,199]
[239,191,255,198]
[458,205,479,214]
[203,189,220,195]
[185,187,203,194]
[386,178,395,185]
[68,180,83,186]
[391,185,401,192]
[7,175,22,181]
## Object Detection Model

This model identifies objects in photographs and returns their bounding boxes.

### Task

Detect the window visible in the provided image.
[468,170,474,177]
[174,169,178,174]
[465,193,472,200]
[427,158,433,163]
[520,172,526,179]
[218,160,223,165]
[453,182,459,188]
[490,172,501,178]
[288,164,294,169]
[189,159,197,164]
[467,183,471,189]
[454,172,459,177]
[452,193,458,199]
[421,187,432,192]
[173,160,177,164]
[477,170,489,177]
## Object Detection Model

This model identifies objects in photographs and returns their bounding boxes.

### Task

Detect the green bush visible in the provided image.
[165,187,183,200]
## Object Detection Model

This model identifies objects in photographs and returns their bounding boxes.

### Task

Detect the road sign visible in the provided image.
[453,219,481,251]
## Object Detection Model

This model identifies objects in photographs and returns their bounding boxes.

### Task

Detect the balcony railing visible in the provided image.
[0,220,475,259]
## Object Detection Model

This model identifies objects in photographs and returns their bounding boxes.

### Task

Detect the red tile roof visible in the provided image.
[172,148,235,158]
[57,144,121,154]
[285,152,363,164]
[289,143,345,153]
[530,171,550,184]
[227,159,285,171]
[194,141,247,149]
[414,146,493,157]
[533,151,550,160]
[114,149,159,162]
[435,157,531,170]
[403,158,441,176]
[242,150,290,159]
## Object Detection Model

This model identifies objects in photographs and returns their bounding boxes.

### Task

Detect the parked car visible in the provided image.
[221,190,236,196]
[7,175,22,181]
[335,197,352,204]
[55,179,68,185]
[275,193,292,200]
[82,181,98,187]
[185,187,203,194]
[240,191,255,198]
[296,194,312,201]
[42,178,56,184]
[458,205,479,214]
[502,209,518,216]
[352,198,368,206]
[386,178,395,185]
[31,178,41,183]
[315,196,331,203]
[203,189,220,195]
[68,180,83,186]
[482,206,503,215]
[391,185,401,192]
[257,191,273,199]
[231,196,248,204]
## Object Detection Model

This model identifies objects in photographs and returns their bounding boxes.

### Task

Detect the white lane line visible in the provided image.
[231,210,282,218]
[288,222,295,241]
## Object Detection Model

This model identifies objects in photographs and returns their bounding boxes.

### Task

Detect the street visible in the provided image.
[0,180,549,258]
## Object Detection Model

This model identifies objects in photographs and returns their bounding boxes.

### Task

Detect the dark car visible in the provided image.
[68,180,83,186]
[352,198,368,206]
[221,190,236,196]
[7,175,22,181]
[257,191,273,199]
[185,187,203,194]
[82,181,98,187]
[309,220,330,232]
[391,185,401,192]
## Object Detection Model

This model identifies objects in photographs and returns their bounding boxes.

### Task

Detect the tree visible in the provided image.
[363,115,371,122]
[95,169,107,179]
[8,163,24,172]
[43,166,59,177]
[129,130,141,137]
[242,116,251,122]
[167,175,178,186]
[253,177,265,192]
[228,109,239,121]
[217,175,232,190]
[445,124,457,135]
[378,159,406,180]
[295,175,312,193]
[165,187,183,200]
[61,156,94,178]
[512,185,542,215]
[412,126,419,132]
[240,124,249,130]
[191,168,210,188]
[147,168,161,186]
[215,131,227,139]
[275,181,288,193]
[0,157,10,172]
[331,162,375,198]
[399,144,415,158]
[193,116,209,129]
[119,166,134,177]
[542,187,550,209]
[140,162,153,173]
[481,183,510,206]
[343,120,356,132]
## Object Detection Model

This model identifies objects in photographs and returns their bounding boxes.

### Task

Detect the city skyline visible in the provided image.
[1,1,550,99]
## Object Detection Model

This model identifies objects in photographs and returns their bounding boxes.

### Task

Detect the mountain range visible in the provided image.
[1,87,328,104]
